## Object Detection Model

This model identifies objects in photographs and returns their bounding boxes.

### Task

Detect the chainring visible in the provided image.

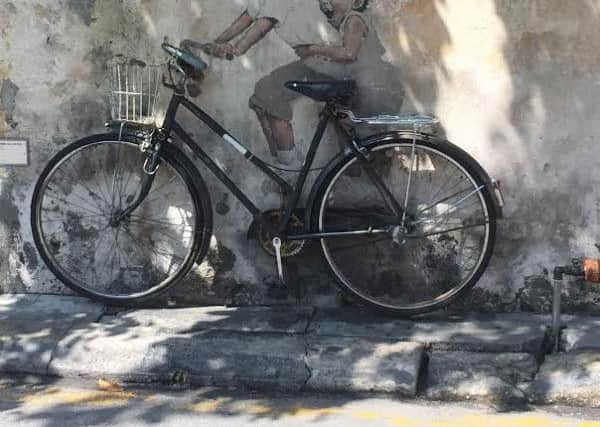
[257,210,306,258]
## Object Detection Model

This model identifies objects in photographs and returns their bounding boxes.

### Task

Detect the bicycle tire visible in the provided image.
[313,136,497,316]
[31,133,213,305]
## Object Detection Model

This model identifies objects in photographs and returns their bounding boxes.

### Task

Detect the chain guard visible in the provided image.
[257,210,306,258]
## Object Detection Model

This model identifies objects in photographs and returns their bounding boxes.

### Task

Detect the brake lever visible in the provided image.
[168,59,186,76]
[162,60,187,90]
[162,74,176,90]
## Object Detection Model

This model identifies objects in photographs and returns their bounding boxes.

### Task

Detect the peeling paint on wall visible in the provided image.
[67,0,97,26]
[0,175,23,292]
[0,79,19,130]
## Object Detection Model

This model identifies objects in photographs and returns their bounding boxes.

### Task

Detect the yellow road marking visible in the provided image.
[187,397,230,413]
[428,414,570,427]
[390,415,420,426]
[290,407,344,417]
[12,387,600,427]
[246,404,273,414]
[21,389,136,408]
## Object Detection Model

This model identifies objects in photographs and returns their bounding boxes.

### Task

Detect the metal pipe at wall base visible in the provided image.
[552,278,562,353]
[549,256,600,353]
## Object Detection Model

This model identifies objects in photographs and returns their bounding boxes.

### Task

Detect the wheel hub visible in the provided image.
[109,210,126,228]
[392,225,408,246]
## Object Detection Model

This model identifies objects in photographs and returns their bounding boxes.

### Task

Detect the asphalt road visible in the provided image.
[1,376,599,427]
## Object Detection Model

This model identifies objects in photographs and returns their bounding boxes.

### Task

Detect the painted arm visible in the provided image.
[233,17,276,55]
[295,16,367,63]
[211,16,276,58]
[214,12,254,43]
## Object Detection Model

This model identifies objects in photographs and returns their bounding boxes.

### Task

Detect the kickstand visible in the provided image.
[272,237,286,286]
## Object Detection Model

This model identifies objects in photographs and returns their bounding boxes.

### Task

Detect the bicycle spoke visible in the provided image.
[324,236,391,252]
[111,143,124,211]
[411,185,484,226]
[128,215,193,228]
[118,155,140,207]
[133,224,192,245]
[424,168,462,209]
[47,171,110,215]
[120,226,186,266]
[43,193,107,217]
[400,139,418,228]
[128,222,193,241]
[140,176,181,205]
[41,212,106,223]
[64,156,113,208]
[416,186,475,216]
[53,162,112,210]
[360,163,403,220]
[409,221,488,239]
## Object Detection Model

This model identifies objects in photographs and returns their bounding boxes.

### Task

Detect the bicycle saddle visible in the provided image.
[285,80,356,104]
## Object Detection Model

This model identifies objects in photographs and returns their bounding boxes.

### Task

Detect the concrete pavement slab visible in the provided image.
[49,316,309,390]
[0,295,104,375]
[425,351,538,403]
[305,336,424,396]
[116,306,312,334]
[531,352,600,407]
[311,310,548,353]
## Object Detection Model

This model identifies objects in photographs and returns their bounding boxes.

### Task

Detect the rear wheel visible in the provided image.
[315,138,497,316]
[31,134,210,305]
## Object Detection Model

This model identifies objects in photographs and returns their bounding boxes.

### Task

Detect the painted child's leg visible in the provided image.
[268,116,297,165]
[254,109,279,157]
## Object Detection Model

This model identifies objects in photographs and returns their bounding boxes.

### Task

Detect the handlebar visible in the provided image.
[161,42,208,72]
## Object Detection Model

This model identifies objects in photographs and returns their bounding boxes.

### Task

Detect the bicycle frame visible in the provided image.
[138,90,395,241]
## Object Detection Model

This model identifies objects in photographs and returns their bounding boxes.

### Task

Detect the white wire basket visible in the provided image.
[108,57,163,125]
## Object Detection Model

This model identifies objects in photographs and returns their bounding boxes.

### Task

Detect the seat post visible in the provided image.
[281,106,332,229]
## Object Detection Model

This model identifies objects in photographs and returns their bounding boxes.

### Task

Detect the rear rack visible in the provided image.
[339,110,440,127]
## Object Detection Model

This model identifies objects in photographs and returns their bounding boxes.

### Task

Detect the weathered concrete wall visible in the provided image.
[1,0,600,312]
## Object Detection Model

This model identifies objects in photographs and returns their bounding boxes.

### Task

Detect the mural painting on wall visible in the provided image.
[208,0,404,164]
[28,0,500,315]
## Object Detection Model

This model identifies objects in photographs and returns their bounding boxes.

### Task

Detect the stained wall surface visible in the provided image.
[1,0,599,312]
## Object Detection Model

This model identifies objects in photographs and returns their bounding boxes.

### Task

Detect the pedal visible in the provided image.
[272,237,285,285]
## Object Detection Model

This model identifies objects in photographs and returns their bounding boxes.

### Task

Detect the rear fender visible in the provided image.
[358,131,503,219]
[305,131,503,230]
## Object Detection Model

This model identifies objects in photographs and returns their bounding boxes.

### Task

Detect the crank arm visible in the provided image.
[272,237,285,285]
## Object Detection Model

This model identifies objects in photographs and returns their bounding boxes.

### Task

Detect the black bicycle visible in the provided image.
[31,41,504,316]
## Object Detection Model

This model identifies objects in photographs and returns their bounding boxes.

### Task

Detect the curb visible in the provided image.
[2,294,600,407]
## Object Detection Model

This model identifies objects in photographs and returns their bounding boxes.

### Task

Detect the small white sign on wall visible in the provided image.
[0,139,28,166]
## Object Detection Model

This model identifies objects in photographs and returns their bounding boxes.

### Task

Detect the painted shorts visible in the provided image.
[249,59,404,120]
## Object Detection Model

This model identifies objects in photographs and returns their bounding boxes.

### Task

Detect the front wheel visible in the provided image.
[31,134,211,305]
[315,138,497,316]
